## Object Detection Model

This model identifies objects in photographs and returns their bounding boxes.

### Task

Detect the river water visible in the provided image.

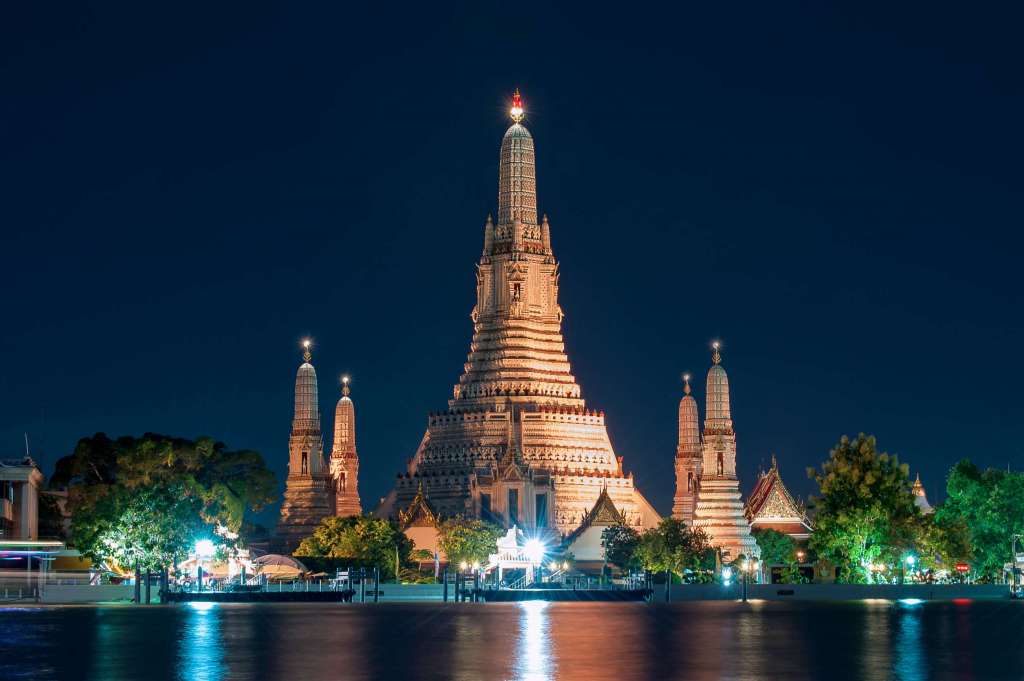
[2,600,1023,680]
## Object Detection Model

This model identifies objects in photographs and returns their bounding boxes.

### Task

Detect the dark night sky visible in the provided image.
[2,2,1022,527]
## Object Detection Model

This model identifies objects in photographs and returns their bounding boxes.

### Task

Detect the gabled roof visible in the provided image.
[745,456,813,535]
[398,483,439,529]
[564,487,625,545]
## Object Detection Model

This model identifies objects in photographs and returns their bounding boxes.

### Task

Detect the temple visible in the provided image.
[691,343,759,561]
[330,376,361,516]
[672,373,702,523]
[745,456,813,541]
[377,91,660,538]
[275,341,333,551]
[912,473,933,514]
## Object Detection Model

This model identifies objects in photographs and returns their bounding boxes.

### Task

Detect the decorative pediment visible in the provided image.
[589,489,626,526]
[398,483,439,529]
[745,457,811,527]
[501,462,525,481]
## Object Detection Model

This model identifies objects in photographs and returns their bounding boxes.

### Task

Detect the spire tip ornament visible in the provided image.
[711,341,722,365]
[342,374,351,397]
[510,88,524,123]
[682,372,692,395]
[302,339,312,363]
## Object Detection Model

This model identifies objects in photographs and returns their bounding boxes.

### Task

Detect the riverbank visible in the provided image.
[2,582,1013,604]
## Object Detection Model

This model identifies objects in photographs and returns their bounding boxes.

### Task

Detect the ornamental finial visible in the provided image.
[510,89,524,123]
[682,372,692,395]
[712,341,721,365]
[302,339,312,363]
[342,374,351,397]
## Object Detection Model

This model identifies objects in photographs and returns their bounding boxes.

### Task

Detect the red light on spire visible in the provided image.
[510,89,524,123]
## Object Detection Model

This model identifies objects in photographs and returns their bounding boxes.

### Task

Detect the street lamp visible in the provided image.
[741,559,759,602]
[903,554,916,584]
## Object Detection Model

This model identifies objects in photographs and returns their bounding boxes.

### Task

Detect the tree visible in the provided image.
[601,524,641,572]
[634,518,710,581]
[52,433,276,571]
[914,512,972,576]
[295,516,412,581]
[752,529,797,567]
[936,459,1024,579]
[807,434,918,582]
[437,517,503,567]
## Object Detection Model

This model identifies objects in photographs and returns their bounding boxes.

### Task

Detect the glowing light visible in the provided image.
[342,375,350,385]
[187,601,216,612]
[899,598,924,605]
[194,539,215,559]
[510,89,524,123]
[722,566,733,580]
[302,339,311,349]
[459,561,468,571]
[472,561,480,571]
[905,555,917,566]
[562,561,569,571]
[712,341,721,350]
[524,538,545,565]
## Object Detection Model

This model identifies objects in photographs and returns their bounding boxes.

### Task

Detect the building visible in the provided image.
[691,344,760,561]
[912,473,933,514]
[745,456,813,541]
[330,376,361,516]
[376,91,660,538]
[275,342,333,552]
[563,487,628,569]
[672,374,702,523]
[0,457,44,540]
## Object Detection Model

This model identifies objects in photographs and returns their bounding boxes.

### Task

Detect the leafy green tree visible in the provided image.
[807,434,918,582]
[635,518,710,581]
[914,512,972,575]
[752,528,797,567]
[936,459,1024,579]
[601,524,641,571]
[52,433,276,571]
[295,516,412,581]
[437,517,503,567]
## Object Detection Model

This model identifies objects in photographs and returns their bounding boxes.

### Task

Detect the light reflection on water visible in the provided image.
[179,602,225,681]
[517,601,553,681]
[1,600,1023,681]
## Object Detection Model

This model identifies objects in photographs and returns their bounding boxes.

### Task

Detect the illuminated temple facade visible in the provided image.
[376,92,660,538]
[276,344,362,552]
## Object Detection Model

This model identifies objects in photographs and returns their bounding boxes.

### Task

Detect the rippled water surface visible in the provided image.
[2,600,1023,680]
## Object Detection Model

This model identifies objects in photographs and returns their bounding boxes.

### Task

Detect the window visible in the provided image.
[535,493,548,528]
[687,472,694,492]
[481,493,491,516]
[508,489,519,526]
[717,452,724,476]
[301,451,309,475]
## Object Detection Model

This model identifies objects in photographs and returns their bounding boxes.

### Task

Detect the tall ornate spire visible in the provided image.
[331,374,361,516]
[276,338,331,552]
[673,371,703,524]
[693,341,758,561]
[498,89,537,226]
[678,373,700,454]
[705,342,732,431]
[293,339,321,437]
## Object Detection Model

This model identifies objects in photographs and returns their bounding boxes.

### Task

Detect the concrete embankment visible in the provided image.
[665,583,1011,601]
